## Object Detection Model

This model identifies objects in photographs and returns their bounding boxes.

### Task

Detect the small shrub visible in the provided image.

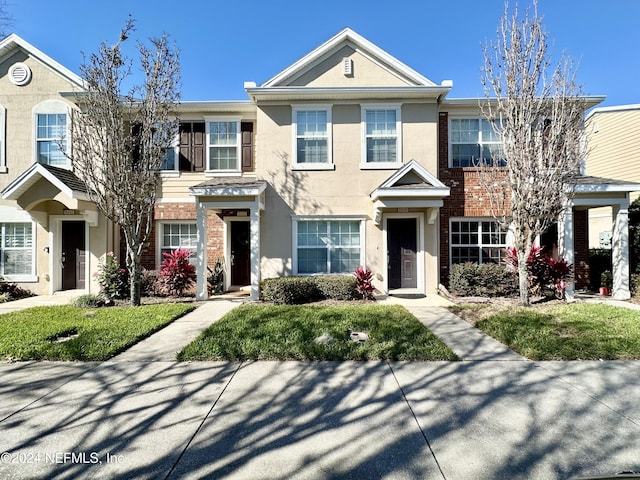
[353,266,375,300]
[261,277,320,305]
[95,252,129,302]
[159,249,196,296]
[140,268,162,297]
[0,276,35,301]
[0,293,7,303]
[73,294,105,308]
[449,263,518,297]
[315,275,359,301]
[600,270,613,289]
[631,274,640,298]
[207,258,225,295]
[504,246,573,296]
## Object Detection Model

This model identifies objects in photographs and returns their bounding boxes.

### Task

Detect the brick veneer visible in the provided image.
[438,111,591,289]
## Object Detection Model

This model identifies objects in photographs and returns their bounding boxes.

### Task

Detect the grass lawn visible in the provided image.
[0,304,195,361]
[454,303,640,360]
[178,304,458,361]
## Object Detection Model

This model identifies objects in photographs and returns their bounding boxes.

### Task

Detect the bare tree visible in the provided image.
[69,18,180,305]
[479,0,587,306]
[0,0,13,37]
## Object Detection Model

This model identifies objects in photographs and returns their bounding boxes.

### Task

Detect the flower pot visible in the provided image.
[599,287,610,296]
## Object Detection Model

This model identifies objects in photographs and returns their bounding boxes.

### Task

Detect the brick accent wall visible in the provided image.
[437,111,592,288]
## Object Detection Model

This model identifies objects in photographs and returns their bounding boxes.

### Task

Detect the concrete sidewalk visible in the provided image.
[1,295,640,478]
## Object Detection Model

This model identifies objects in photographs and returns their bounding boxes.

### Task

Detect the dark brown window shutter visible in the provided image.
[179,122,206,172]
[241,122,254,172]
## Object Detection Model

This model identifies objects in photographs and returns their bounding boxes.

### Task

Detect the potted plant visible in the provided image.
[600,270,612,296]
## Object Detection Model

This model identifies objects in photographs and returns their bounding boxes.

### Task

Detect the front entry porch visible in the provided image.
[190,179,267,301]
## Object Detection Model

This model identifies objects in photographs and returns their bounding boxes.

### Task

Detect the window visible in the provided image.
[1,223,34,277]
[207,119,240,172]
[294,219,364,274]
[159,223,197,265]
[37,113,68,166]
[362,106,401,167]
[450,118,503,168]
[292,106,332,169]
[0,105,6,173]
[450,219,507,264]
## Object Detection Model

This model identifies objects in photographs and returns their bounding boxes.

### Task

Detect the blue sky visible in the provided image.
[10,0,640,107]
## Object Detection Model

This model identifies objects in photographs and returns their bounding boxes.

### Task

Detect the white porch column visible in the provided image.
[195,200,209,301]
[559,205,575,301]
[612,197,631,300]
[250,208,261,301]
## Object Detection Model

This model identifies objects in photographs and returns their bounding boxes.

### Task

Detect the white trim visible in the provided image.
[0,104,6,173]
[291,104,334,170]
[0,219,37,282]
[49,215,90,294]
[155,197,196,204]
[448,217,508,266]
[204,116,242,174]
[382,212,425,294]
[292,216,366,275]
[361,104,402,169]
[33,99,72,169]
[224,216,251,291]
[156,220,198,268]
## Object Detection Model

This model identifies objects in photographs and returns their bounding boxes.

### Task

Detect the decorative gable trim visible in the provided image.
[0,33,84,89]
[2,163,89,202]
[261,28,436,88]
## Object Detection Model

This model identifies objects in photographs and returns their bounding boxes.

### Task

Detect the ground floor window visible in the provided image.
[450,219,506,264]
[294,218,364,274]
[1,222,34,277]
[159,222,197,265]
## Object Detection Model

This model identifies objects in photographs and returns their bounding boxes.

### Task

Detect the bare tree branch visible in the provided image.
[479,0,587,306]
[68,18,181,305]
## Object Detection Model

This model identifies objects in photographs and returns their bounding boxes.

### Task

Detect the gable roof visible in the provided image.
[246,28,451,102]
[371,159,450,201]
[0,33,84,89]
[263,28,436,88]
[2,163,89,202]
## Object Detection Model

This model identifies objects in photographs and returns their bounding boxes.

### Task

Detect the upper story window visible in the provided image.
[292,106,333,170]
[206,118,241,174]
[450,118,504,168]
[361,105,402,169]
[34,100,70,168]
[0,104,6,173]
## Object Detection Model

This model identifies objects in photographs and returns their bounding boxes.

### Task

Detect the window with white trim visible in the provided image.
[449,118,504,168]
[207,119,240,172]
[362,106,401,167]
[294,219,363,274]
[1,222,34,277]
[34,100,70,168]
[292,106,332,168]
[450,219,507,264]
[0,105,6,173]
[159,223,197,265]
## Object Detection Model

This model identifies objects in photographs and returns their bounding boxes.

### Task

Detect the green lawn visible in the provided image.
[0,304,195,361]
[178,304,458,361]
[472,303,640,360]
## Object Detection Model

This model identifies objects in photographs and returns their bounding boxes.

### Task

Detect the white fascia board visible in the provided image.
[189,184,267,198]
[370,187,451,201]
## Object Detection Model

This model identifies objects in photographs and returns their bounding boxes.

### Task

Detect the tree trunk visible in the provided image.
[127,243,142,306]
[517,249,530,306]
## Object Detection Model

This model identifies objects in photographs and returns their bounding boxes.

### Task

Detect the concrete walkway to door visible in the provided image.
[0,289,83,314]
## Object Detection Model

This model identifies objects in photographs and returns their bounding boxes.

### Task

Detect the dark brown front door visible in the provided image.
[230,221,250,286]
[387,218,417,289]
[61,221,86,290]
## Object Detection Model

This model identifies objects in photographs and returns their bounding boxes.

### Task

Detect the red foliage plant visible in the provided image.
[160,249,196,296]
[354,266,375,300]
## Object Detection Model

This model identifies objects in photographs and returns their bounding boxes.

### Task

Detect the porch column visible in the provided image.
[250,209,261,301]
[612,197,631,300]
[195,200,209,301]
[559,205,575,301]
